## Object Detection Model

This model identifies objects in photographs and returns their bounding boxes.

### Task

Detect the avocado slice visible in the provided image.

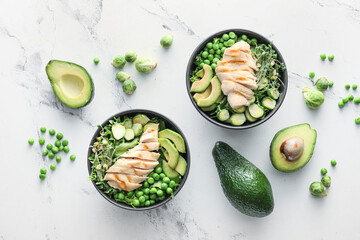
[158,138,179,169]
[162,159,181,183]
[212,141,274,217]
[193,85,212,103]
[190,64,213,93]
[175,155,187,176]
[159,129,186,153]
[45,60,94,108]
[270,123,317,172]
[197,76,222,107]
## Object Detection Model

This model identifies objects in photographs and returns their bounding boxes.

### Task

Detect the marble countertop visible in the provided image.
[1,0,360,239]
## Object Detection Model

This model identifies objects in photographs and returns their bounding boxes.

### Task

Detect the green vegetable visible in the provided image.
[46,144,53,150]
[249,104,264,118]
[342,97,349,104]
[160,34,173,48]
[331,160,337,166]
[135,56,157,74]
[40,127,46,133]
[355,98,360,104]
[229,32,236,39]
[321,168,327,175]
[241,34,247,41]
[166,188,173,194]
[116,72,130,82]
[55,140,61,147]
[309,182,326,197]
[156,189,164,196]
[56,133,63,140]
[202,51,209,58]
[338,101,344,108]
[211,63,217,70]
[111,55,126,69]
[39,174,46,180]
[321,175,331,187]
[262,97,276,110]
[70,154,76,161]
[59,145,64,151]
[349,94,354,101]
[169,180,176,188]
[62,140,69,146]
[122,79,137,95]
[345,84,351,90]
[50,164,56,170]
[132,123,143,137]
[161,183,168,190]
[28,138,35,145]
[93,58,100,64]
[329,81,334,87]
[132,199,140,207]
[309,72,315,79]
[40,168,47,174]
[48,152,55,159]
[42,150,48,156]
[355,117,360,124]
[302,87,324,109]
[124,129,135,141]
[217,109,230,122]
[315,77,329,91]
[227,39,235,46]
[222,34,229,41]
[39,137,45,145]
[229,113,246,126]
[148,177,154,184]
[56,156,61,163]
[353,84,358,90]
[328,54,334,61]
[320,54,326,61]
[153,173,160,181]
[64,146,70,153]
[267,88,280,100]
[125,51,137,63]
[49,129,55,136]
[52,147,59,154]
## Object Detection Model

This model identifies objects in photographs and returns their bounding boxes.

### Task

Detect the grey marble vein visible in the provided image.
[0,27,27,71]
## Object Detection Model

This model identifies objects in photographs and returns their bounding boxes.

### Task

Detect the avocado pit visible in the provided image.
[280,137,304,161]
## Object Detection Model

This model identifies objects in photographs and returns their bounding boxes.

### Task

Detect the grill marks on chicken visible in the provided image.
[215,41,258,109]
[104,127,160,191]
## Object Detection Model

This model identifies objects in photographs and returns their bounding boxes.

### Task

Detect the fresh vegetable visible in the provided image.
[309,182,326,197]
[40,168,47,174]
[54,140,61,147]
[93,58,100,64]
[48,152,55,159]
[56,156,61,162]
[342,97,349,104]
[39,174,46,180]
[355,98,360,104]
[197,77,222,107]
[28,138,35,145]
[64,146,70,153]
[212,141,274,217]
[321,168,327,175]
[42,150,48,156]
[116,72,130,82]
[125,51,137,63]
[49,129,55,136]
[46,144,53,150]
[46,60,94,108]
[270,124,317,172]
[320,54,326,61]
[217,109,230,122]
[122,79,137,95]
[321,175,331,187]
[40,127,46,133]
[56,133,63,140]
[345,84,351,90]
[329,81,334,87]
[70,155,76,161]
[50,164,56,170]
[158,129,186,153]
[349,94,354,101]
[338,101,344,108]
[160,34,173,48]
[302,87,324,109]
[331,160,337,166]
[190,64,213,93]
[39,137,45,145]
[355,118,360,124]
[328,54,334,61]
[309,72,315,79]
[352,84,358,90]
[62,140,69,146]
[135,57,157,74]
[315,77,329,91]
[112,55,126,69]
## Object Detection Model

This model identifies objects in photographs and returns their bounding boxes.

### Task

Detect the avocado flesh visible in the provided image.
[159,129,186,153]
[212,141,274,217]
[197,76,222,107]
[46,60,94,108]
[190,64,213,93]
[158,138,179,169]
[270,123,317,172]
[193,85,212,102]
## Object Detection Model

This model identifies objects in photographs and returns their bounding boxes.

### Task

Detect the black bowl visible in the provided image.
[186,29,288,129]
[87,109,191,211]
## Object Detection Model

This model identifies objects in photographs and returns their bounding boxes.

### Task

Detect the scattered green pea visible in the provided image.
[338,101,344,108]
[40,127,46,133]
[143,182,149,188]
[150,194,157,200]
[63,146,70,153]
[320,53,326,61]
[150,200,155,205]
[50,164,56,170]
[331,160,337,166]
[321,175,331,187]
[203,59,210,65]
[321,168,327,175]
[39,137,45,145]
[353,84,358,90]
[163,177,170,184]
[309,72,315,79]
[328,81,334,87]
[70,154,76,161]
[42,150,48,156]
[46,144,53,150]
[59,145,64,151]
[213,44,219,50]
[345,84,351,90]
[54,140,61,147]
[117,193,125,200]
[39,174,46,180]
[139,196,146,203]
[159,195,166,201]
[28,138,35,145]
[208,54,214,61]
[355,98,360,104]
[349,94,354,101]
[328,54,334,61]
[56,156,61,163]
[355,117,360,124]
[52,146,59,154]
[127,191,134,198]
[40,168,47,174]
[342,97,349,104]
[227,39,235,46]
[48,152,55,159]
[143,188,150,195]
[93,58,100,64]
[56,133,63,140]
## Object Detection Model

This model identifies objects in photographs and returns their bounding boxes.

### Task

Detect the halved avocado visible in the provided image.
[159,138,179,169]
[197,76,222,107]
[190,64,213,93]
[270,124,317,172]
[193,85,212,102]
[159,129,186,153]
[46,60,94,108]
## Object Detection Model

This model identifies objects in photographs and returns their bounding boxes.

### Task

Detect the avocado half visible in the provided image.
[46,60,94,108]
[270,123,317,172]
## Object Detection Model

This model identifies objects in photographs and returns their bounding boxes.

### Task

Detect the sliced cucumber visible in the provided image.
[248,104,264,118]
[112,123,126,140]
[201,104,217,112]
[258,77,269,90]
[230,113,246,126]
[262,97,276,110]
[132,123,143,137]
[217,109,230,122]
[143,123,159,132]
[249,96,256,104]
[124,128,135,141]
[245,109,257,122]
[133,114,150,126]
[267,88,280,100]
[232,106,246,113]
[123,118,132,129]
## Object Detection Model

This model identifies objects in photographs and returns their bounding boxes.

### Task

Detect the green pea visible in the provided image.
[132,199,140,207]
[219,38,224,43]
[153,173,160,181]
[46,144,53,150]
[56,133,63,140]
[320,53,326,61]
[214,54,221,59]
[227,39,235,46]
[40,168,47,174]
[355,97,360,104]
[309,72,315,79]
[143,182,149,188]
[39,174,46,180]
[229,32,236,39]
[209,49,215,54]
[156,189,164,196]
[249,38,257,45]
[203,59,210,65]
[211,63,217,70]
[150,187,157,194]
[159,173,165,179]
[201,51,209,58]
[127,191,134,198]
[150,200,155,205]
[55,140,61,147]
[143,188,150,195]
[219,43,224,48]
[213,58,219,64]
[169,180,176,188]
[49,129,55,136]
[159,195,166,201]
[329,81,334,87]
[328,54,334,61]
[355,117,360,124]
[199,63,205,69]
[39,137,45,145]
[216,49,221,55]
[138,196,145,203]
[52,146,59,153]
[166,188,173,194]
[50,164,56,170]
[42,150,48,156]
[222,34,229,41]
[93,57,100,64]
[150,194,157,200]
[161,183,168,190]
[136,191,144,197]
[56,156,61,163]
[342,97,349,104]
[155,167,162,174]
[28,138,35,145]
[321,168,327,175]
[204,47,209,52]
[40,127,46,133]
[64,146,70,153]
[213,44,219,50]
[206,42,213,49]
[345,84,351,90]
[70,154,76,161]
[241,34,247,41]
[163,177,170,184]
[352,84,358,90]
[338,101,344,108]
[221,47,226,53]
[147,177,155,184]
[349,95,354,101]
[331,160,337,166]
[48,152,55,159]
[145,200,151,206]
[118,193,125,200]
[59,145,64,151]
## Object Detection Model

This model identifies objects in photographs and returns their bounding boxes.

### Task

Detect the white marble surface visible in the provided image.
[1,0,360,239]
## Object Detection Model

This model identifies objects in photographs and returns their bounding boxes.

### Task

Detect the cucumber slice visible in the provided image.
[112,123,125,140]
[132,123,143,137]
[143,123,159,132]
[258,77,269,90]
[267,88,280,100]
[249,96,256,104]
[217,109,230,122]
[232,106,246,113]
[262,97,276,110]
[132,114,150,126]
[248,104,264,118]
[201,104,217,112]
[230,113,246,126]
[124,128,135,141]
[175,156,187,176]
[123,118,132,129]
[245,109,257,122]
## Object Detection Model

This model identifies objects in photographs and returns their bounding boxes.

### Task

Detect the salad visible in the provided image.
[189,31,286,126]
[88,113,188,208]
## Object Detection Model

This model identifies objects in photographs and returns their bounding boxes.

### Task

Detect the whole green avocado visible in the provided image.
[212,141,274,217]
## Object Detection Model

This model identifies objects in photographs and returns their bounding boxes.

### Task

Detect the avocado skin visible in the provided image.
[212,141,274,217]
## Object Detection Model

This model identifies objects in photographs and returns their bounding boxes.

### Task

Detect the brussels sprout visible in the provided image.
[125,51,137,63]
[321,175,331,188]
[135,56,157,74]
[315,77,329,91]
[112,55,126,69]
[302,87,324,109]
[116,71,130,82]
[160,34,173,48]
[309,181,327,197]
[122,79,137,95]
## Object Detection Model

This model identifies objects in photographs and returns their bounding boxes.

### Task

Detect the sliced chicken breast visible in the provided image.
[130,142,160,152]
[217,58,258,72]
[121,150,160,161]
[113,158,159,169]
[227,92,250,109]
[140,128,158,143]
[216,67,256,81]
[107,180,142,191]
[219,77,257,90]
[107,165,153,176]
[104,173,147,184]
[221,80,254,100]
